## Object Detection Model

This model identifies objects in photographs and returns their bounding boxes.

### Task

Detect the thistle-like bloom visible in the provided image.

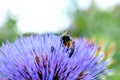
[0,33,108,80]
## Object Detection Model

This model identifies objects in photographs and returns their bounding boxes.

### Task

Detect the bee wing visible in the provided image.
[61,31,68,37]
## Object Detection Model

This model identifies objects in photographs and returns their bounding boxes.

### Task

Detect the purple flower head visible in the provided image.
[0,33,108,80]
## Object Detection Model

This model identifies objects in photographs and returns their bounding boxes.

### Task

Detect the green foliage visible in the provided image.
[0,13,19,45]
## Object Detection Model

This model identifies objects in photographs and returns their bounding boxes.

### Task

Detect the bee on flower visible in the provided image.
[0,33,109,80]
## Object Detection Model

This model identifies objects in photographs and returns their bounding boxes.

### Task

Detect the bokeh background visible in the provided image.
[0,0,120,79]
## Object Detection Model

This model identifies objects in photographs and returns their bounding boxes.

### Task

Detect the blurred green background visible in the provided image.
[68,1,120,79]
[0,0,120,80]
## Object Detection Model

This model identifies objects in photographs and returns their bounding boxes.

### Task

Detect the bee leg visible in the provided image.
[69,48,75,58]
[69,42,75,58]
[66,48,69,52]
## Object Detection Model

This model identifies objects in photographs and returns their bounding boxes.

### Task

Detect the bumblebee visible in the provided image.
[61,31,75,57]
[61,31,73,48]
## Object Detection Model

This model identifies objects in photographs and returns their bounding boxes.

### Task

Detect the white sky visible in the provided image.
[78,0,120,10]
[0,0,120,33]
